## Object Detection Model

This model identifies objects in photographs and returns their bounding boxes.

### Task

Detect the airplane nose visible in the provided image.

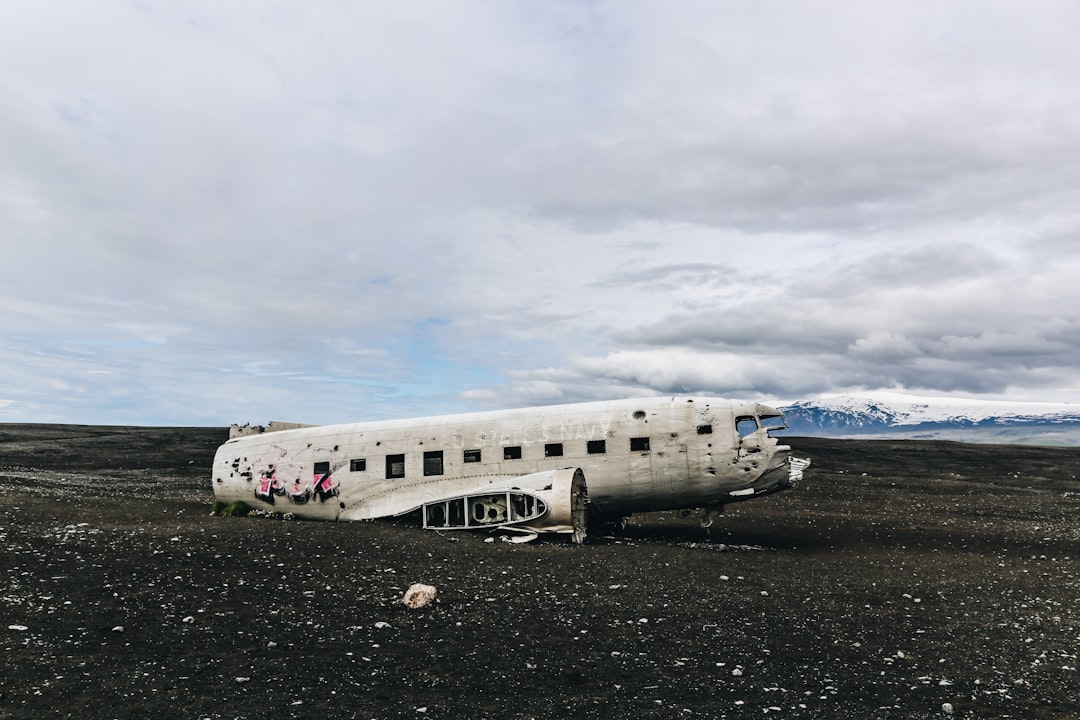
[743,452,809,497]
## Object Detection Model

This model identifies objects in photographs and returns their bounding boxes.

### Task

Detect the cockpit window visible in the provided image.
[735,416,759,437]
[758,414,786,429]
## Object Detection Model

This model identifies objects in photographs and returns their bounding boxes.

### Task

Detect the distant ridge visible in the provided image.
[776,392,1080,446]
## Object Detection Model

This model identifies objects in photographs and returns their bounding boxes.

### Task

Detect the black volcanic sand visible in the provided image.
[2,425,1078,720]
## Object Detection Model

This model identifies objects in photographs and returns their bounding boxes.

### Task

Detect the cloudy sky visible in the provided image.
[3,1,1080,426]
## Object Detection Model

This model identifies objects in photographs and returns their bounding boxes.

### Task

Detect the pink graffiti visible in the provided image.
[312,473,339,501]
[252,454,340,505]
[255,468,286,503]
[286,478,311,504]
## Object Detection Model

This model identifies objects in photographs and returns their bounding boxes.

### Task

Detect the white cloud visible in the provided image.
[849,333,920,359]
[3,1,1080,423]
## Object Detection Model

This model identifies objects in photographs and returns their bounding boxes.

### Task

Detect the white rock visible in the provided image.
[8,625,28,631]
[111,626,124,633]
[942,702,954,714]
[374,621,392,629]
[403,583,438,609]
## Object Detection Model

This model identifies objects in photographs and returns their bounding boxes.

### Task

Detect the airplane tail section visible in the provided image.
[229,421,318,439]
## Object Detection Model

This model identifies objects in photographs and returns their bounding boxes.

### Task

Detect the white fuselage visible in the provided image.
[212,396,797,522]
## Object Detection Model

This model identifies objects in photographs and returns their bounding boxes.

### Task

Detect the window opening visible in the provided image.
[503,446,522,460]
[697,424,713,435]
[463,448,481,463]
[472,495,509,523]
[314,461,330,475]
[736,416,759,438]
[449,499,465,525]
[545,443,564,457]
[350,458,367,472]
[587,439,606,454]
[386,454,405,479]
[630,437,650,452]
[423,450,444,476]
[425,504,446,527]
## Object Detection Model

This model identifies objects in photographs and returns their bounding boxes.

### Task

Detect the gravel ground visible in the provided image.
[1,425,1078,719]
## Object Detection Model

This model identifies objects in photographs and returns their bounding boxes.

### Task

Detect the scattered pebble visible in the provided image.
[403,584,438,609]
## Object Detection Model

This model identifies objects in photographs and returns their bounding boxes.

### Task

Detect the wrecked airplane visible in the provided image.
[211,396,809,543]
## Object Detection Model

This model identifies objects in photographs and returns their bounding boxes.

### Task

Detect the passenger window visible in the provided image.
[314,461,330,475]
[350,458,367,472]
[545,443,564,457]
[423,450,444,476]
[630,437,650,452]
[586,439,606,454]
[503,446,522,460]
[463,449,481,463]
[736,417,759,437]
[386,454,405,479]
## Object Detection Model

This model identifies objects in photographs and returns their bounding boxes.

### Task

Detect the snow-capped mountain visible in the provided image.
[776,392,1080,445]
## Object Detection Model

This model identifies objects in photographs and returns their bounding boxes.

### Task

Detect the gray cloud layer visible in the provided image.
[3,1,1080,424]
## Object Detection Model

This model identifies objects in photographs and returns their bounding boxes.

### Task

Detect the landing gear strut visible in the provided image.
[701,504,725,528]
